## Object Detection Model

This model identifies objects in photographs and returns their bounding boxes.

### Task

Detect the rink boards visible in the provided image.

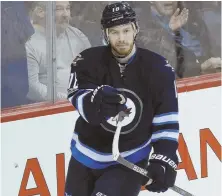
[1,74,221,196]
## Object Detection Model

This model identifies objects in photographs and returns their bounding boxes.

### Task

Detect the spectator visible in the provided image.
[1,2,34,108]
[186,1,221,58]
[70,2,108,46]
[136,1,221,78]
[26,1,91,102]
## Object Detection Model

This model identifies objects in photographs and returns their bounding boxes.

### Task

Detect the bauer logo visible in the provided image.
[133,165,148,176]
[100,88,143,134]
[150,154,177,170]
[112,16,124,21]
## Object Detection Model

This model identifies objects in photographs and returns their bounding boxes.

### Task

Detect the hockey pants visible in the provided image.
[65,156,148,196]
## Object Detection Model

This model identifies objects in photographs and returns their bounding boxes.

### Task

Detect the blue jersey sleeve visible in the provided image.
[151,59,179,154]
[67,51,101,125]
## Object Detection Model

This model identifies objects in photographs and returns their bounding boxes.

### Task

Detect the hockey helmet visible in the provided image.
[101,2,138,29]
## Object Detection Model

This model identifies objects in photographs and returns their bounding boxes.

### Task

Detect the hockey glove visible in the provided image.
[91,85,127,119]
[143,152,178,193]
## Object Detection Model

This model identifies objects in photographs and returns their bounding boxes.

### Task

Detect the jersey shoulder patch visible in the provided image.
[71,54,84,67]
[164,60,175,72]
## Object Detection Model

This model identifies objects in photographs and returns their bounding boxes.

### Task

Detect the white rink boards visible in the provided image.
[1,86,221,196]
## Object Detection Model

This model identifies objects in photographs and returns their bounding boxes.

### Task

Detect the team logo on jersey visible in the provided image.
[100,88,143,134]
[112,108,132,125]
[71,54,84,67]
[165,60,174,72]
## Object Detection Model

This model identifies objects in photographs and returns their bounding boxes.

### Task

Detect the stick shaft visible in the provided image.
[112,124,194,196]
[116,156,194,196]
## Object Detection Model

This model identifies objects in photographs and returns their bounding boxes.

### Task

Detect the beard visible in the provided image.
[56,17,69,30]
[111,41,134,57]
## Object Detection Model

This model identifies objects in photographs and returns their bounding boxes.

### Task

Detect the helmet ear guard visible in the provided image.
[132,21,140,35]
[101,28,109,45]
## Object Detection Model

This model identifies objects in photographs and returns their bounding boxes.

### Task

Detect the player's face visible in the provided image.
[154,1,178,16]
[55,1,71,29]
[108,23,136,57]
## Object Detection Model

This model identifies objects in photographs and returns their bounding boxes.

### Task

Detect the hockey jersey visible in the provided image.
[67,46,179,169]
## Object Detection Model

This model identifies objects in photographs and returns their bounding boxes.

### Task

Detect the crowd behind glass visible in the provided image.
[1,1,221,109]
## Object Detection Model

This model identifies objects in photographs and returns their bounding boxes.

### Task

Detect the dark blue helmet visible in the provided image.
[101,2,137,29]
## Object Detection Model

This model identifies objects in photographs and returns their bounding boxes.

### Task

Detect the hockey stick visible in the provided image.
[112,120,195,196]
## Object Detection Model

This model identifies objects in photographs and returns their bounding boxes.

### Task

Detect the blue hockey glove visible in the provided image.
[91,85,127,118]
[143,152,178,193]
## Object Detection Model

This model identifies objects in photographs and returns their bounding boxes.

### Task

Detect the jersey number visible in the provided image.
[68,73,78,90]
[112,7,119,12]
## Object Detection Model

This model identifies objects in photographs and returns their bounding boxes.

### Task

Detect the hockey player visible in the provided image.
[66,2,179,196]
